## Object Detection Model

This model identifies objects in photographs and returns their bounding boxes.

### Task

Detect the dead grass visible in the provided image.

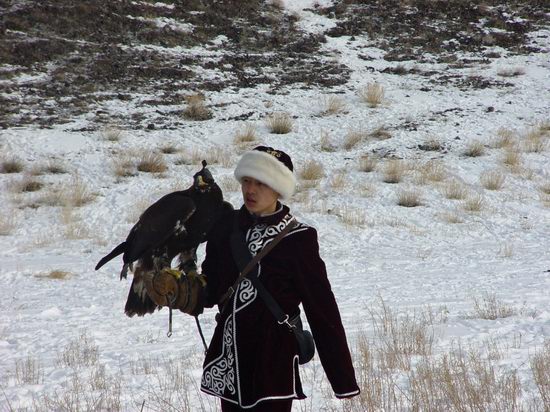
[113,154,137,177]
[409,346,522,411]
[320,95,346,115]
[442,180,468,200]
[501,147,522,169]
[359,82,385,108]
[419,136,444,151]
[397,188,422,207]
[218,175,240,193]
[299,159,325,181]
[441,211,464,224]
[319,130,337,152]
[182,93,212,121]
[137,152,168,173]
[40,270,71,280]
[530,340,550,409]
[57,331,99,368]
[61,206,90,239]
[359,154,378,173]
[471,292,517,320]
[15,355,43,385]
[338,207,366,227]
[497,66,525,77]
[416,160,446,184]
[480,170,505,190]
[1,156,24,173]
[9,175,44,193]
[0,211,17,235]
[463,194,484,212]
[233,123,258,144]
[539,181,550,195]
[329,170,346,190]
[343,129,366,150]
[492,127,516,149]
[159,144,179,154]
[31,159,68,175]
[100,126,123,142]
[265,112,293,134]
[190,146,232,168]
[65,176,96,207]
[523,128,547,153]
[381,159,406,184]
[463,140,485,157]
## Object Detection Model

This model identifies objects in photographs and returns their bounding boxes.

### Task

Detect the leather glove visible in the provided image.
[144,269,206,316]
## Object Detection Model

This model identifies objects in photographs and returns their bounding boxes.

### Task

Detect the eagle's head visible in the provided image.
[193,160,215,192]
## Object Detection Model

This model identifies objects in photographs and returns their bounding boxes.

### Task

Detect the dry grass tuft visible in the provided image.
[299,159,325,181]
[66,176,96,207]
[137,152,168,174]
[463,194,484,212]
[10,175,44,193]
[57,331,99,368]
[330,170,347,190]
[497,66,525,77]
[35,270,72,280]
[530,340,550,409]
[320,95,346,115]
[343,129,366,150]
[159,144,179,154]
[319,130,337,152]
[471,292,517,320]
[382,159,406,184]
[1,156,24,173]
[397,188,422,207]
[441,211,464,224]
[218,175,240,193]
[501,147,522,169]
[359,154,378,173]
[100,126,123,142]
[419,136,443,151]
[338,207,366,227]
[539,181,550,195]
[523,128,547,153]
[0,212,17,235]
[265,112,293,134]
[113,154,137,178]
[190,146,232,168]
[233,123,258,144]
[492,127,516,149]
[15,355,43,385]
[61,206,90,239]
[480,170,505,190]
[183,93,212,121]
[417,160,446,184]
[359,82,385,108]
[463,140,485,157]
[442,180,468,200]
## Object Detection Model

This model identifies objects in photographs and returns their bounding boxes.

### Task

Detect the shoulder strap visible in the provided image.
[218,216,297,312]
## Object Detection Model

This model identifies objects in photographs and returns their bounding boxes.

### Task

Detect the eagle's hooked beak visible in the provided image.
[197,176,208,188]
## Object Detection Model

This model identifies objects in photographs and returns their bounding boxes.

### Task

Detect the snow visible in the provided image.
[1,2,549,411]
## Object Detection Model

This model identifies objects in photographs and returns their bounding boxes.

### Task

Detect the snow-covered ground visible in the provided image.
[1,1,549,411]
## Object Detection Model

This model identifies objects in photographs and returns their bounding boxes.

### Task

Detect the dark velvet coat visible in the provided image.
[200,204,360,408]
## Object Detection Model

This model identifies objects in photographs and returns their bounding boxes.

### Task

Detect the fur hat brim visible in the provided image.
[234,150,296,199]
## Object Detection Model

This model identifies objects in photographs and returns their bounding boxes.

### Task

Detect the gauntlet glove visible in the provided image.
[145,269,206,316]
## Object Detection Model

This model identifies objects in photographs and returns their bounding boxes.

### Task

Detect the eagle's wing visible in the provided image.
[124,193,196,263]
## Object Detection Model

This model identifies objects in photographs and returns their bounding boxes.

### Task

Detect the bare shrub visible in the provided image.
[265,112,293,134]
[359,154,378,172]
[397,188,422,207]
[492,127,516,149]
[530,340,550,409]
[15,355,43,385]
[471,292,517,320]
[463,194,484,212]
[100,126,123,141]
[497,66,525,77]
[233,123,257,144]
[382,159,406,184]
[463,140,485,157]
[183,93,212,121]
[442,180,468,200]
[480,170,505,190]
[320,95,346,115]
[343,129,366,150]
[1,156,24,173]
[137,152,168,173]
[57,331,99,368]
[409,346,522,411]
[359,82,385,108]
[299,159,324,181]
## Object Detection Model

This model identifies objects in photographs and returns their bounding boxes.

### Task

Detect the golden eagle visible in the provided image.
[95,161,233,316]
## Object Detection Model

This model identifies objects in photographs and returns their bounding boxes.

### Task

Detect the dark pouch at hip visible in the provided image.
[290,314,315,365]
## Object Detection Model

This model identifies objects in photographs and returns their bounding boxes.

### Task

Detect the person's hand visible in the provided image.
[172,270,207,316]
[144,268,181,307]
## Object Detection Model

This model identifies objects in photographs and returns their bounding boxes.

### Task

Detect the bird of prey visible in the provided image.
[95,160,233,317]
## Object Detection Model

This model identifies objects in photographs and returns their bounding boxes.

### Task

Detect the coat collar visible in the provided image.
[238,202,290,229]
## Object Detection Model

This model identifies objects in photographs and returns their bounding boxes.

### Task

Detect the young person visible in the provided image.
[198,146,360,411]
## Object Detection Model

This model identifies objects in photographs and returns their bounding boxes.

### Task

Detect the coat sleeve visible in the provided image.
[294,227,360,398]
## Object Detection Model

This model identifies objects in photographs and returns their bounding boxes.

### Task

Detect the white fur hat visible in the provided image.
[234,146,296,199]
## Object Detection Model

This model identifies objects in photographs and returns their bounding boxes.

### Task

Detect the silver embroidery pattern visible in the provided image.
[202,214,302,400]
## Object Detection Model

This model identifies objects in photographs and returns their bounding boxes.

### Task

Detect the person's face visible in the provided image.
[241,177,279,216]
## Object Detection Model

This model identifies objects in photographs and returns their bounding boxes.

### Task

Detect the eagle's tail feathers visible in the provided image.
[95,242,126,270]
